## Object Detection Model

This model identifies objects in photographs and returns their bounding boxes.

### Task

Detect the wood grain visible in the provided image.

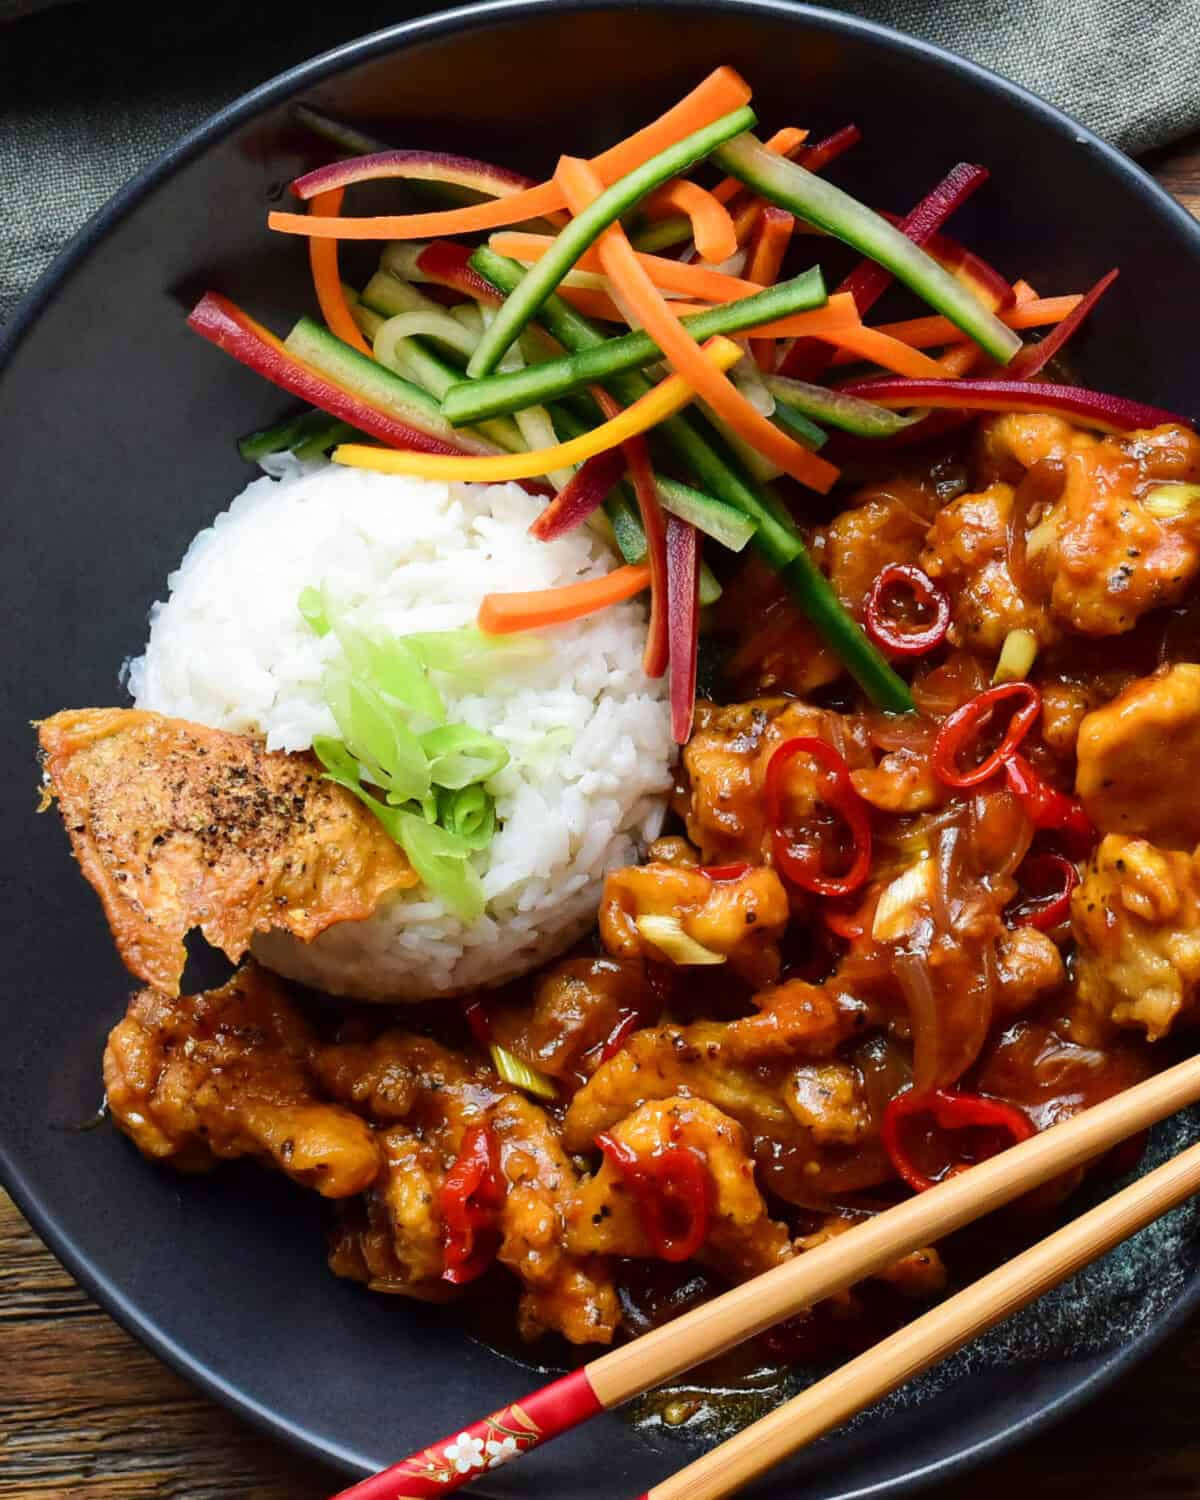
[4,132,1200,1500]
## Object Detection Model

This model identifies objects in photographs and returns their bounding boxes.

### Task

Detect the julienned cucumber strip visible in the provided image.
[285,318,453,433]
[474,252,913,714]
[732,143,1017,364]
[770,401,829,449]
[765,374,920,438]
[712,133,1022,365]
[466,104,758,378]
[655,477,756,552]
[239,407,334,462]
[443,267,825,425]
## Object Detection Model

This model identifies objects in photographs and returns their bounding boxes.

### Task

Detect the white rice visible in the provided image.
[128,459,673,1000]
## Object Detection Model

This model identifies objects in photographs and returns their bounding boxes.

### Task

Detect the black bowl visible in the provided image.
[3,3,1200,1495]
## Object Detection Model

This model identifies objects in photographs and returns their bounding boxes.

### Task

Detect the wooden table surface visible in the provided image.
[6,135,1200,1500]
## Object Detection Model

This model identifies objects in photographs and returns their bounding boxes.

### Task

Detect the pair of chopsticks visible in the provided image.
[330,1053,1200,1500]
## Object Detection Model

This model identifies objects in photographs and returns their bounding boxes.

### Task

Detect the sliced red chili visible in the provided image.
[764,737,873,897]
[864,564,950,658]
[462,998,492,1049]
[931,682,1041,789]
[596,1133,713,1263]
[1004,753,1094,851]
[599,1008,643,1062]
[821,898,869,940]
[700,862,752,882]
[439,1123,504,1284]
[882,1087,1034,1193]
[1009,851,1079,931]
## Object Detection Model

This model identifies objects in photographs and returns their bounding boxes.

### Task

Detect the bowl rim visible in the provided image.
[4,1,1200,1494]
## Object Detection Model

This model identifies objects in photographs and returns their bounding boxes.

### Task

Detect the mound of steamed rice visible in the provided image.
[127,460,674,1001]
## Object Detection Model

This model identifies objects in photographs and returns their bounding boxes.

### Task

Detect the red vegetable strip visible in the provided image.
[864,564,950,657]
[307,189,374,357]
[1004,754,1094,848]
[462,999,493,1048]
[599,1008,644,1062]
[931,683,1041,789]
[478,564,651,634]
[188,292,487,457]
[666,515,700,743]
[764,737,873,897]
[554,156,841,493]
[292,146,539,202]
[700,862,752,881]
[1009,851,1080,931]
[778,162,990,381]
[529,448,627,541]
[414,240,505,305]
[269,65,752,239]
[590,384,669,677]
[794,122,863,174]
[640,179,738,264]
[832,376,1191,434]
[595,1133,712,1262]
[826,295,1083,362]
[1003,268,1119,380]
[439,1123,504,1283]
[745,207,795,369]
[882,1089,1034,1193]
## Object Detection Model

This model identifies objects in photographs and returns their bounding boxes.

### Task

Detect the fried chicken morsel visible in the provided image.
[103,966,380,1196]
[38,708,417,994]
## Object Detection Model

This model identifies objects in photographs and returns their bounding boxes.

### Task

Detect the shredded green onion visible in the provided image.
[489,1043,557,1100]
[438,784,497,849]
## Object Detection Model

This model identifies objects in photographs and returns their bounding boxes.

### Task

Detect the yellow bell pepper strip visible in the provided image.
[332,335,744,481]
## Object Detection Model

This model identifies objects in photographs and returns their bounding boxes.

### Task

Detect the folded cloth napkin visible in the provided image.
[1,0,1197,322]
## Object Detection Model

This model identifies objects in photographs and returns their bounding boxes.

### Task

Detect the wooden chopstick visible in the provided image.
[634,1135,1200,1500]
[330,1053,1200,1500]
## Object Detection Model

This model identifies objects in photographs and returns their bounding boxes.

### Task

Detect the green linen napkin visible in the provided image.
[1,0,1196,322]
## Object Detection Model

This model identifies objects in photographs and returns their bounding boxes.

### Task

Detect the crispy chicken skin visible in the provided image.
[600,862,789,985]
[37,708,417,994]
[566,1096,794,1281]
[1071,834,1200,1042]
[1075,665,1200,849]
[103,966,381,1196]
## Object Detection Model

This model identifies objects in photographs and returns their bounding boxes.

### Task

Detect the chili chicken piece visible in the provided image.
[923,420,1200,653]
[566,1096,794,1281]
[1075,664,1200,848]
[599,861,789,985]
[1071,834,1200,1042]
[103,966,381,1196]
[37,708,417,995]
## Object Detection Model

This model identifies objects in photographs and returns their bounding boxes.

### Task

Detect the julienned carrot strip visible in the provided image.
[640,179,738,264]
[591,385,669,676]
[308,189,373,356]
[827,294,1083,363]
[479,564,651,633]
[746,207,795,369]
[269,66,751,241]
[814,325,948,379]
[555,156,840,495]
[488,232,770,302]
[557,285,639,322]
[936,279,1040,375]
[333,335,744,480]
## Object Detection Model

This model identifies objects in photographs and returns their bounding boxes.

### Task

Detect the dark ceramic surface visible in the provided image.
[3,3,1200,1495]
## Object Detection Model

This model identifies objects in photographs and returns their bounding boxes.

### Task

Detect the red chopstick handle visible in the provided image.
[329,1367,604,1499]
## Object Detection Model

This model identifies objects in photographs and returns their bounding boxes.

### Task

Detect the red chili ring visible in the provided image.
[764,737,873,897]
[931,682,1041,789]
[881,1087,1035,1193]
[699,862,752,882]
[864,563,951,657]
[1010,851,1080,930]
[596,1133,712,1262]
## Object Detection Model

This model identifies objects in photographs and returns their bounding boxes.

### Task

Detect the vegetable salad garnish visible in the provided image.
[187,64,1188,745]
